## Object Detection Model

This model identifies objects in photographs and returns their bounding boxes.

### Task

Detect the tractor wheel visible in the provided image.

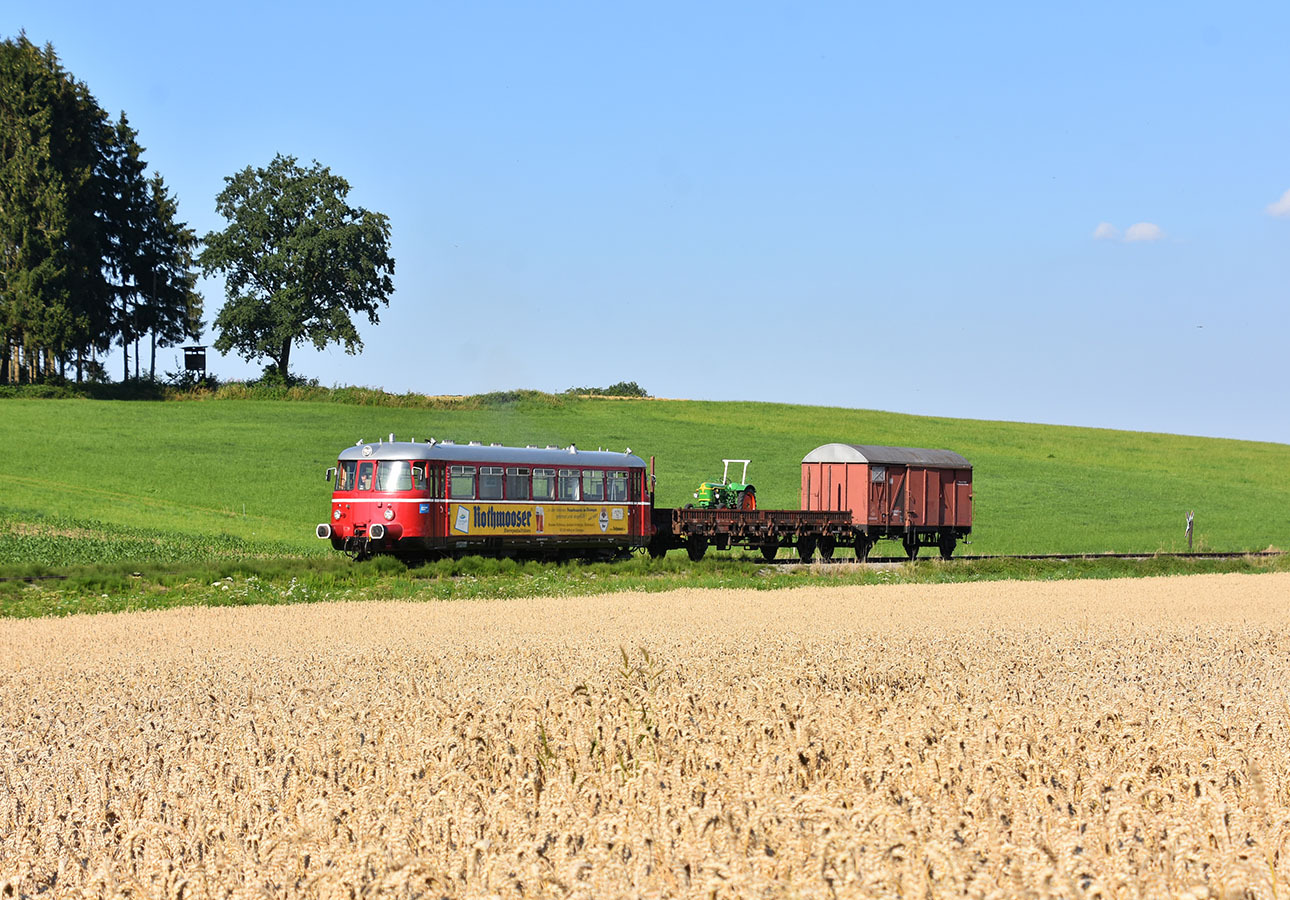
[737,487,757,510]
[798,537,817,562]
[938,535,957,560]
[760,543,778,562]
[818,537,836,561]
[686,536,708,562]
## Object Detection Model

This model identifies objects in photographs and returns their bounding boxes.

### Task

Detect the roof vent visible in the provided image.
[389,433,395,443]
[469,441,482,446]
[546,445,558,450]
[490,442,501,447]
[568,444,577,453]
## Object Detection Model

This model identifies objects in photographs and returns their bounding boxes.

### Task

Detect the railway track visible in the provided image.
[773,550,1285,565]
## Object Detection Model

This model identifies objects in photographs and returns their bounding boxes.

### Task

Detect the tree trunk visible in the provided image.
[278,337,292,380]
[150,332,156,381]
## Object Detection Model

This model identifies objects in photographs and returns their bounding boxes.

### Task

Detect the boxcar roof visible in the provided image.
[336,440,646,468]
[802,443,972,468]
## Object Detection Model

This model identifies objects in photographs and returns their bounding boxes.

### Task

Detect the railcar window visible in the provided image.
[506,467,531,500]
[871,466,886,483]
[336,460,357,491]
[532,468,556,500]
[449,465,476,499]
[376,460,413,492]
[582,470,605,502]
[607,471,628,502]
[358,461,374,491]
[410,462,427,491]
[428,465,445,499]
[480,466,504,500]
[558,469,581,502]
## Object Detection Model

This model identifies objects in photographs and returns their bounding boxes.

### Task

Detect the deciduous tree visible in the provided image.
[199,154,395,380]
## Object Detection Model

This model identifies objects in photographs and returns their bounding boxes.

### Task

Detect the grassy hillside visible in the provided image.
[3,392,1287,568]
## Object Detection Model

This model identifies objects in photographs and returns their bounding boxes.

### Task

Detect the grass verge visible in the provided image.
[2,551,1285,620]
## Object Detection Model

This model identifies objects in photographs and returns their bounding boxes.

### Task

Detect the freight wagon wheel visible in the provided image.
[938,536,957,560]
[854,537,873,562]
[686,536,708,562]
[647,536,669,559]
[737,487,757,510]
[818,537,836,561]
[797,537,817,562]
[760,543,778,562]
[903,535,920,560]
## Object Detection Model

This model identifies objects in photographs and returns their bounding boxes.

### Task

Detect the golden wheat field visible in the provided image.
[2,573,1289,899]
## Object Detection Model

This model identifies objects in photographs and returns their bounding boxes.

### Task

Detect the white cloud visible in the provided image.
[1124,222,1164,242]
[1092,222,1120,240]
[1267,188,1290,217]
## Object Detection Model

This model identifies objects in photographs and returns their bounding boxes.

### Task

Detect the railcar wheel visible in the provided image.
[938,536,957,560]
[647,536,669,559]
[760,543,778,562]
[818,537,836,561]
[798,538,817,562]
[855,536,873,562]
[686,536,708,562]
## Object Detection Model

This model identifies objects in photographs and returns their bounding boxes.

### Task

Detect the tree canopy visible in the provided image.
[199,154,395,380]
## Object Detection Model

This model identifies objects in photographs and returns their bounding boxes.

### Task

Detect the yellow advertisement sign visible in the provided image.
[451,503,628,536]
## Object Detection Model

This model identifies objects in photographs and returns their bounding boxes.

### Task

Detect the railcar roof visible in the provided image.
[336,440,646,468]
[802,443,972,468]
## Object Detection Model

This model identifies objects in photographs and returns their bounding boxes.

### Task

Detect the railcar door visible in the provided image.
[955,475,973,529]
[423,463,447,544]
[630,468,645,537]
[868,465,888,524]
[870,465,907,525]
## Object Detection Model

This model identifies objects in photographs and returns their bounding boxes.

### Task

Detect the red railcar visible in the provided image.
[317,439,650,560]
[800,443,972,558]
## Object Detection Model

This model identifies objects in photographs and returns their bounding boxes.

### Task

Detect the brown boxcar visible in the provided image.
[801,444,972,559]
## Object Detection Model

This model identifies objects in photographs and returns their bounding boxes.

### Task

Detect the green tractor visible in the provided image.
[692,459,757,510]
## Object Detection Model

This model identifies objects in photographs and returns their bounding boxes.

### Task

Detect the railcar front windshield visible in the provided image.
[375,460,413,492]
[336,459,432,492]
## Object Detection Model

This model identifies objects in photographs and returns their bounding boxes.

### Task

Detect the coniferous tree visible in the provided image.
[100,112,151,380]
[137,173,202,379]
[0,33,202,384]
[0,33,109,383]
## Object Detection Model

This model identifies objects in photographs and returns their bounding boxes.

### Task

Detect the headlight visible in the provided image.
[384,508,396,521]
[333,509,341,520]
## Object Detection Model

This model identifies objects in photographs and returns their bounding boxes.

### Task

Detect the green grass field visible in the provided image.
[2,389,1287,616]
[7,392,1288,553]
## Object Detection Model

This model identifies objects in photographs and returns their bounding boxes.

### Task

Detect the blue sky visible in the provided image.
[12,1,1290,443]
